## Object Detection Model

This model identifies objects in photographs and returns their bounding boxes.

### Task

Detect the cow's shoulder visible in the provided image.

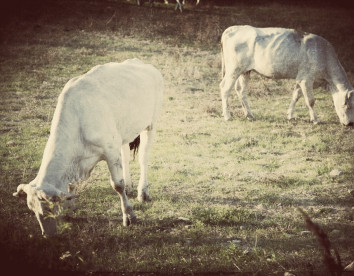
[301,32,329,48]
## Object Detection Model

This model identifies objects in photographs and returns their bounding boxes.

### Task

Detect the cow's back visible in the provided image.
[222,25,307,79]
[58,60,163,145]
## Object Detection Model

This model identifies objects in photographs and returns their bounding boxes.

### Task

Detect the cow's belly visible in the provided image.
[117,102,157,145]
[120,117,153,145]
[253,33,302,79]
[253,61,300,79]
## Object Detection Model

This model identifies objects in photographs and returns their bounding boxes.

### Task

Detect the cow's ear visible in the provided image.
[345,91,354,108]
[67,183,79,200]
[68,183,75,194]
[13,184,28,199]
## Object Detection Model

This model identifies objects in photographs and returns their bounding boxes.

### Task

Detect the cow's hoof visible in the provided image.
[246,114,255,121]
[125,188,133,197]
[223,114,232,121]
[123,214,137,226]
[287,112,294,121]
[129,215,137,225]
[137,193,151,202]
[222,110,232,121]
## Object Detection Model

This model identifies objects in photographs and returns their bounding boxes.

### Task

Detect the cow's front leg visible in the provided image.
[106,145,136,226]
[299,80,320,124]
[287,83,302,120]
[235,73,254,120]
[137,126,156,202]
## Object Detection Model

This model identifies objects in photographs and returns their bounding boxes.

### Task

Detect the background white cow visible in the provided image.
[220,25,354,125]
[137,0,200,12]
[13,59,164,236]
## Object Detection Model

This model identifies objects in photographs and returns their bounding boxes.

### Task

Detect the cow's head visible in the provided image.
[332,90,354,126]
[13,184,77,237]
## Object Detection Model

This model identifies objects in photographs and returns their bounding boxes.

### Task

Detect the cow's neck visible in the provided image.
[35,127,102,192]
[327,55,353,94]
[35,130,80,190]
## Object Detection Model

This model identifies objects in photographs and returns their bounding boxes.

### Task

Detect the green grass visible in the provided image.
[1,0,354,275]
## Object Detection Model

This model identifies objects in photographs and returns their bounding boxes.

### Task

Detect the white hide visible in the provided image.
[14,59,164,236]
[220,25,354,125]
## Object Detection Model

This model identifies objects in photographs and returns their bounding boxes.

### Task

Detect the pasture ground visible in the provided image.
[0,0,353,275]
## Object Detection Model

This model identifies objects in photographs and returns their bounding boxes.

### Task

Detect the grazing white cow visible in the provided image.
[13,59,164,236]
[220,25,354,125]
[137,0,200,12]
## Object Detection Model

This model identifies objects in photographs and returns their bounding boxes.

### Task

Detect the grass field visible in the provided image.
[1,0,353,274]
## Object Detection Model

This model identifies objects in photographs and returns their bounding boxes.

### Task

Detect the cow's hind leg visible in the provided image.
[121,144,133,195]
[298,80,319,124]
[175,0,183,12]
[235,72,254,120]
[220,71,238,121]
[106,142,136,226]
[137,126,156,202]
[287,83,302,120]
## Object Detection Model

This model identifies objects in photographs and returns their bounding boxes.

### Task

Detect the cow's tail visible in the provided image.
[129,135,140,159]
[220,39,225,80]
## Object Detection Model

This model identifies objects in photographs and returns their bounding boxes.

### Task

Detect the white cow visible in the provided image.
[137,0,200,12]
[220,25,354,125]
[13,59,164,236]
